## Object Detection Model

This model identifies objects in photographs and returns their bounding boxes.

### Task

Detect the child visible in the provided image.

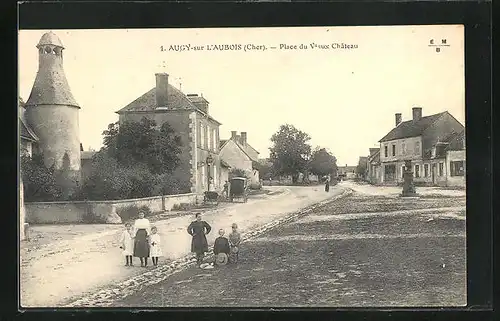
[213,229,230,266]
[119,222,134,266]
[149,226,162,267]
[228,223,241,263]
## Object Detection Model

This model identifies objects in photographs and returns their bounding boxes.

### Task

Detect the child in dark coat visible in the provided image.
[213,229,230,265]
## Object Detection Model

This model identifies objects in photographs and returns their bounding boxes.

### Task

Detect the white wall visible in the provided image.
[219,140,252,172]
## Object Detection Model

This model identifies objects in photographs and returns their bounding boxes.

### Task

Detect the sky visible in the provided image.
[18,26,464,166]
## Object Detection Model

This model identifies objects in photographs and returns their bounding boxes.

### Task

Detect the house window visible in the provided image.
[414,141,421,155]
[208,127,213,150]
[384,145,388,158]
[200,123,205,149]
[392,144,396,156]
[201,165,206,187]
[401,165,405,178]
[402,142,407,155]
[450,161,465,176]
[212,129,217,151]
[439,162,444,176]
[414,164,420,178]
[424,164,429,177]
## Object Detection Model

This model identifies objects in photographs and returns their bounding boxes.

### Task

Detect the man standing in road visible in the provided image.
[187,213,212,267]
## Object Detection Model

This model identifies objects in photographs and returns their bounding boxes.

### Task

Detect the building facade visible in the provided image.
[116,72,223,194]
[219,131,261,186]
[366,148,381,184]
[378,107,465,187]
[338,165,357,180]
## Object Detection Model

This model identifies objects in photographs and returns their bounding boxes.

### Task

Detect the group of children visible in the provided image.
[119,221,241,268]
[213,223,241,266]
[119,222,162,267]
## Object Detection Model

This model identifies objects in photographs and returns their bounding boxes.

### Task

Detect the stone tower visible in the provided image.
[25,31,81,196]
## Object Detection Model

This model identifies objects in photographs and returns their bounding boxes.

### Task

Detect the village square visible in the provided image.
[19,29,466,308]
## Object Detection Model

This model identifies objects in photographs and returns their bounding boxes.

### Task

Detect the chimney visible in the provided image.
[231,131,237,139]
[395,113,402,126]
[241,132,247,145]
[412,107,422,121]
[155,73,169,108]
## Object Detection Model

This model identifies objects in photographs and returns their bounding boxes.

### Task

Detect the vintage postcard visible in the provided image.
[18,26,466,308]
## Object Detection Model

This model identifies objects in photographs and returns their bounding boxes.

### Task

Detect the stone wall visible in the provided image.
[25,193,197,225]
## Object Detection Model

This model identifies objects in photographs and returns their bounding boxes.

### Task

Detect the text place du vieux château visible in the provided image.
[162,42,359,52]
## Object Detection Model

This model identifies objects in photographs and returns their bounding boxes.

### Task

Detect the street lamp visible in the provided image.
[206,154,213,191]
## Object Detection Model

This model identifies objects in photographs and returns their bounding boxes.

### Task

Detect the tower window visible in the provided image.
[44,47,52,54]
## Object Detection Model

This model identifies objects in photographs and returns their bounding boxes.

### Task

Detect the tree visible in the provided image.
[309,147,338,179]
[258,161,274,180]
[356,158,368,180]
[21,153,63,202]
[102,117,182,174]
[269,124,312,183]
[77,152,159,200]
[229,168,249,179]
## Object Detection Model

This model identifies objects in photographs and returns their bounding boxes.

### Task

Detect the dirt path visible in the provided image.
[114,191,466,307]
[21,185,345,307]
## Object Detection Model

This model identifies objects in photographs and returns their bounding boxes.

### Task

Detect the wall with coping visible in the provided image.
[25,193,197,224]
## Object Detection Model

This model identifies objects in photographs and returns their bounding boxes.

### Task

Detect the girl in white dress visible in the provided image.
[149,226,162,266]
[119,222,134,266]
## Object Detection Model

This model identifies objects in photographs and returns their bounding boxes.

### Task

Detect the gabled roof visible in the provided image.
[219,139,253,161]
[368,149,380,164]
[445,129,465,151]
[117,85,194,113]
[116,84,221,125]
[19,98,39,142]
[379,112,447,142]
[243,143,260,157]
[19,118,39,142]
[219,139,228,149]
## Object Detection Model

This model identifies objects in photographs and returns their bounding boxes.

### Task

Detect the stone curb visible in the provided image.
[64,189,352,307]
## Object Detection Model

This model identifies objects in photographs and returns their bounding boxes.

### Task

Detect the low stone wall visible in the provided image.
[25,193,197,225]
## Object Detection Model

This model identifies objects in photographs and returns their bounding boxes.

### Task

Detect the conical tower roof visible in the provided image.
[37,31,64,48]
[25,32,79,108]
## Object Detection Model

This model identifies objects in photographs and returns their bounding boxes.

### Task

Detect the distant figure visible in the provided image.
[133,211,151,267]
[325,177,330,192]
[208,177,215,192]
[187,213,212,267]
[213,229,231,266]
[223,180,229,198]
[228,223,241,263]
[119,222,134,266]
[149,226,162,267]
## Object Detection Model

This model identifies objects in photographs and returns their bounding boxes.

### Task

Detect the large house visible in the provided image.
[366,147,381,184]
[377,107,465,187]
[219,131,261,186]
[116,72,223,194]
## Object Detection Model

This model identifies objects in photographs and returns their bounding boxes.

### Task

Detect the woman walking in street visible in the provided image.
[133,211,151,267]
[325,176,330,192]
[187,212,212,267]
